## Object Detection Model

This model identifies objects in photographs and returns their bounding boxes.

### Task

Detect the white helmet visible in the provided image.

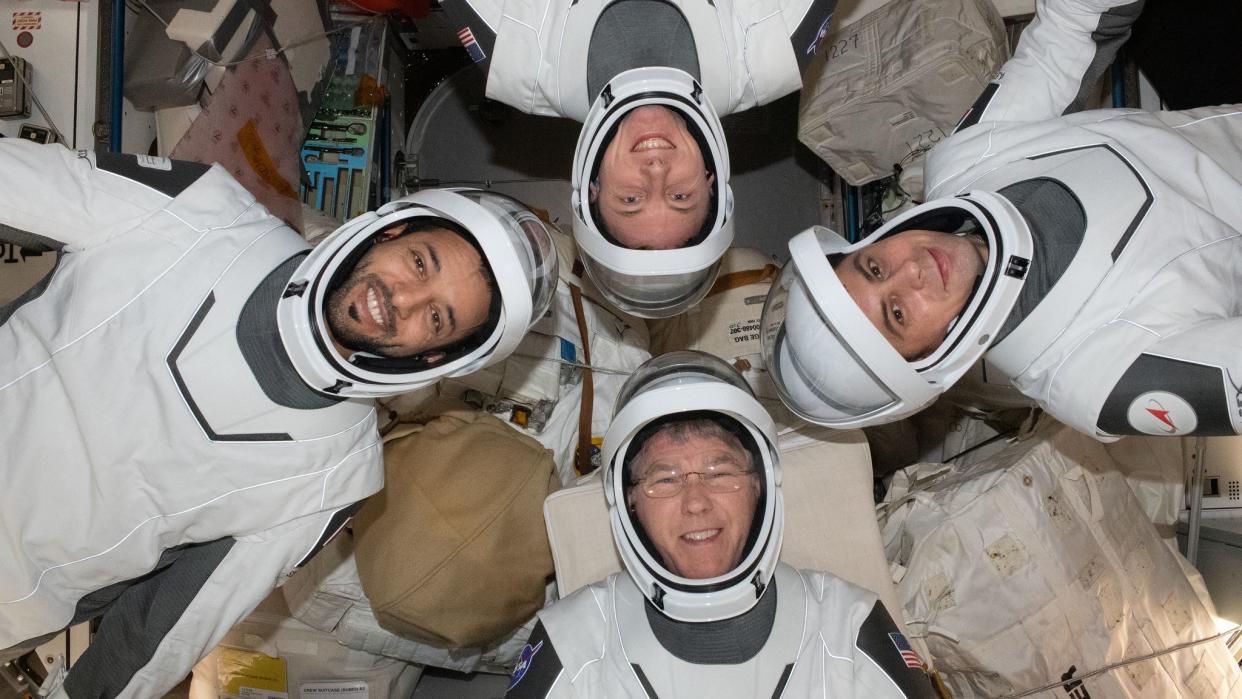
[570,66,734,318]
[604,351,782,622]
[761,193,1034,428]
[278,189,558,398]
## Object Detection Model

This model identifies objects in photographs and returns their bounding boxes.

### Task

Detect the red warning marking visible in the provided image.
[12,11,42,31]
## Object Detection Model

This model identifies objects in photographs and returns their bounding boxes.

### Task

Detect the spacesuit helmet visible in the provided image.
[278,188,558,398]
[760,193,1033,428]
[571,66,734,318]
[604,351,782,622]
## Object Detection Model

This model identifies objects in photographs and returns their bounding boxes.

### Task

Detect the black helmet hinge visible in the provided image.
[751,570,767,598]
[601,85,615,108]
[691,81,704,104]
[323,379,351,395]
[1005,255,1030,279]
[651,583,666,610]
[283,281,309,298]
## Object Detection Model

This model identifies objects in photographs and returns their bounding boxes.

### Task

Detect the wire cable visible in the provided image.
[508,352,635,376]
[998,625,1242,698]
[409,177,566,188]
[133,0,381,69]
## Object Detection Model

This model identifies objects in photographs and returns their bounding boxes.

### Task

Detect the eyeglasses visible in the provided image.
[634,467,756,498]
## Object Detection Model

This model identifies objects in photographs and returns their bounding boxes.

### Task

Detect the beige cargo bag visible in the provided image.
[352,403,559,650]
[798,0,1008,186]
[881,418,1242,698]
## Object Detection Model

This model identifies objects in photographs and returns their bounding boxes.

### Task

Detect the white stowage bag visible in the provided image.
[281,535,546,675]
[880,418,1242,698]
[188,589,424,699]
[797,0,1008,186]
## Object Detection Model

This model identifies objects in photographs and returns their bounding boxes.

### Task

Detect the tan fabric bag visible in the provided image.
[353,401,559,649]
[798,0,1007,186]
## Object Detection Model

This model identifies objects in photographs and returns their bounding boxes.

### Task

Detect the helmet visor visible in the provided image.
[761,260,900,424]
[583,255,719,318]
[614,350,757,415]
[454,190,559,326]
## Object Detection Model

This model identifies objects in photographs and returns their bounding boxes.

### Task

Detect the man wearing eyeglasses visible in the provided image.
[503,352,937,698]
[624,416,760,582]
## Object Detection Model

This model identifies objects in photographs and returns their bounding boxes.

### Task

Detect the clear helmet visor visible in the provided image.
[277,188,559,398]
[760,256,900,425]
[613,350,757,413]
[571,68,733,320]
[452,189,559,326]
[760,200,1030,429]
[582,255,720,318]
[604,351,783,621]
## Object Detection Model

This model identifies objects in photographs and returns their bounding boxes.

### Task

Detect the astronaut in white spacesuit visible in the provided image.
[443,0,837,317]
[762,0,1242,441]
[503,351,938,698]
[278,222,656,676]
[0,141,557,696]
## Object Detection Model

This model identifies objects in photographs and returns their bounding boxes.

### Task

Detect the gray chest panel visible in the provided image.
[587,0,700,100]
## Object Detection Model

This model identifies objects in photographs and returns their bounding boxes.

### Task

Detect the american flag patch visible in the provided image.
[889,632,923,669]
[458,26,486,63]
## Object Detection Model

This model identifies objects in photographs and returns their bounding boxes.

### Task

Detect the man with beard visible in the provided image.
[0,141,556,696]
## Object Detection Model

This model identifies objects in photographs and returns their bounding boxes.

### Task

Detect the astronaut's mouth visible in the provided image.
[681,529,721,542]
[633,135,674,152]
[366,286,385,328]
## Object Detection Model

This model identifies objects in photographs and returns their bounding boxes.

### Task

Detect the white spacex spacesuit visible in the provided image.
[448,0,836,319]
[764,0,1242,440]
[0,142,557,695]
[0,143,381,696]
[504,352,937,698]
[925,0,1242,439]
[451,0,818,122]
[281,237,653,673]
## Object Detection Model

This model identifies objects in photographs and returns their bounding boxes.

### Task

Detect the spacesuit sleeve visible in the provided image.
[0,140,209,250]
[954,0,1144,131]
[852,602,939,698]
[503,622,566,698]
[1094,319,1242,438]
[46,505,359,698]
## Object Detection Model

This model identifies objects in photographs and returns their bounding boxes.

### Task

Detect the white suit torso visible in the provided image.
[924,0,1242,439]
[464,0,808,121]
[282,234,654,671]
[0,142,383,694]
[524,564,925,698]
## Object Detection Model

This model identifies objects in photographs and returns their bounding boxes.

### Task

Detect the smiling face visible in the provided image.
[325,223,492,360]
[589,105,715,250]
[836,229,990,360]
[627,427,760,580]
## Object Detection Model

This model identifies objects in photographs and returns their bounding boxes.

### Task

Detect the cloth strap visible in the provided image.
[570,258,596,476]
[708,264,779,296]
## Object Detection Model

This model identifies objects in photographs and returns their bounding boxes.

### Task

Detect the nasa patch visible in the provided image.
[1126,391,1197,435]
[507,639,544,690]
